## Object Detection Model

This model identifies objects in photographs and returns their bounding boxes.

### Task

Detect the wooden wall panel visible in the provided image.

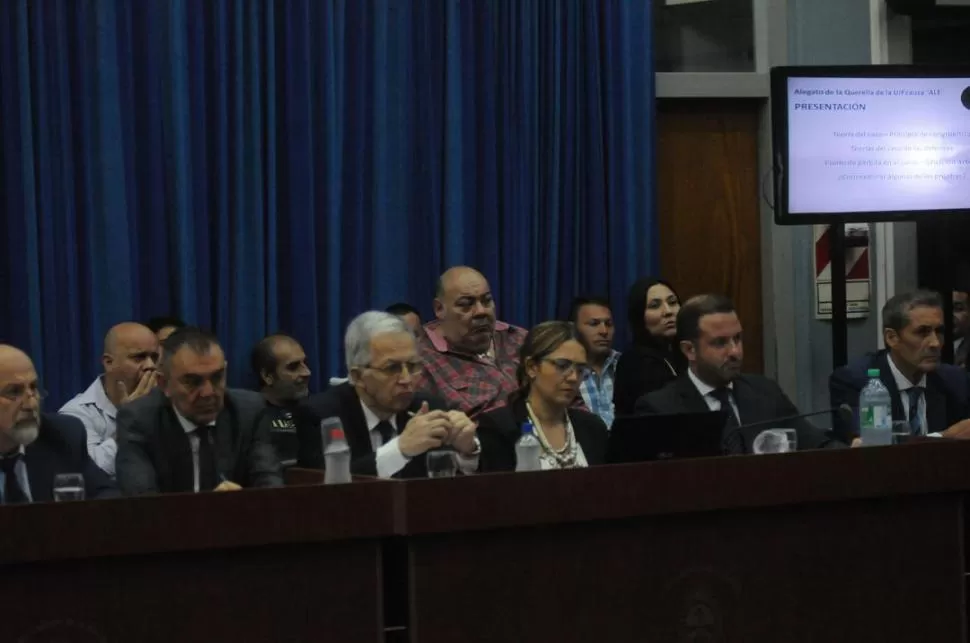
[657,99,764,373]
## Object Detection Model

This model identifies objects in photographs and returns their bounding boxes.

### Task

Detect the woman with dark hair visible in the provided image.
[612,277,685,416]
[477,321,609,471]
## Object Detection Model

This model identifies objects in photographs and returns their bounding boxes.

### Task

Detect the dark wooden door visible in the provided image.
[657,98,764,372]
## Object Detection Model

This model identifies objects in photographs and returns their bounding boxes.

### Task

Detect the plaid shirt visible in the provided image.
[578,350,620,429]
[414,320,526,418]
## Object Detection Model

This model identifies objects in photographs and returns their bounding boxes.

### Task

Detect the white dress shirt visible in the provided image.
[59,376,118,476]
[687,368,741,423]
[0,445,33,504]
[172,408,217,492]
[886,353,928,434]
[360,401,479,478]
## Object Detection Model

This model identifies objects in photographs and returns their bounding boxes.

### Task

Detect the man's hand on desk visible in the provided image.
[941,419,970,440]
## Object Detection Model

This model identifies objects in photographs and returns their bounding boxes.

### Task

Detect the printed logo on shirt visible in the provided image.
[271,411,297,433]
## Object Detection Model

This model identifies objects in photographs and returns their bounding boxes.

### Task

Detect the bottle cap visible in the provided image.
[521,422,534,435]
[867,368,880,378]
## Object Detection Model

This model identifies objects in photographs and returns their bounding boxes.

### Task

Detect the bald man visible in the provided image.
[414,266,526,417]
[60,323,160,476]
[0,346,115,503]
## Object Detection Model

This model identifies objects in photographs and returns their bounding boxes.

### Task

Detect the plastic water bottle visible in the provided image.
[322,418,352,484]
[859,368,892,446]
[515,422,541,472]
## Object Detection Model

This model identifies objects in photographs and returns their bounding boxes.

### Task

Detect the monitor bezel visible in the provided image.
[770,65,970,225]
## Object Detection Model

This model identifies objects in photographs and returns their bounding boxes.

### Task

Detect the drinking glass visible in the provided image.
[752,429,798,454]
[426,450,458,478]
[53,473,85,502]
[891,421,913,445]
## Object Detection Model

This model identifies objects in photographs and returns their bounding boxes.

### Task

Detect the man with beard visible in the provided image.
[298,312,480,478]
[115,327,282,495]
[414,266,526,417]
[60,322,160,477]
[568,296,621,428]
[252,334,312,466]
[831,290,970,442]
[0,345,115,504]
[636,295,838,453]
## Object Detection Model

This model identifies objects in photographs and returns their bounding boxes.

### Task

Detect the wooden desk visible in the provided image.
[0,481,394,643]
[395,442,970,642]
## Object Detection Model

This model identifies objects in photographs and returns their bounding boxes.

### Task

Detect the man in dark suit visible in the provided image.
[635,295,840,453]
[116,328,283,495]
[298,311,480,478]
[830,290,970,442]
[0,345,115,504]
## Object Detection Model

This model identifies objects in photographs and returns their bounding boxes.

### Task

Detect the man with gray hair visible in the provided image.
[116,327,283,495]
[830,290,970,442]
[297,311,480,478]
[0,345,115,503]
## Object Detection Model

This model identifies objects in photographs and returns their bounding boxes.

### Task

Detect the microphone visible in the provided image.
[736,404,853,432]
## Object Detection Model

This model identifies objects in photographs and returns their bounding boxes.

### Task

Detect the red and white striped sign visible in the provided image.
[814,225,870,281]
[813,224,871,320]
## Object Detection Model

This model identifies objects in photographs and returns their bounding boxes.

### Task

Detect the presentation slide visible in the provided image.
[787,76,970,214]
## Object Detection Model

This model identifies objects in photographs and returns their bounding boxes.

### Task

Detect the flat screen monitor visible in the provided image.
[771,65,970,224]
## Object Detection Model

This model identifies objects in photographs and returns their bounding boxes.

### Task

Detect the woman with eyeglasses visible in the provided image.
[476,321,609,471]
[613,277,686,417]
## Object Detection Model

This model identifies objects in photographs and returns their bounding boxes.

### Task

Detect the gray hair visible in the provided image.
[344,311,412,373]
[882,289,943,338]
[160,326,220,375]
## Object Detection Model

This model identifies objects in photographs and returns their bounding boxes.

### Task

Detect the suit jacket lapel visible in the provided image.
[731,378,775,453]
[732,377,764,426]
[875,352,906,422]
[213,404,234,480]
[24,442,54,503]
[159,406,195,493]
[339,384,374,455]
[675,377,713,414]
[924,373,948,433]
[568,410,607,465]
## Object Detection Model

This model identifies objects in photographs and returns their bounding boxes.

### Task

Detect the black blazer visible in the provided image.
[116,389,283,495]
[636,373,842,453]
[830,350,970,442]
[613,343,683,417]
[19,413,117,502]
[476,397,609,472]
[296,383,447,478]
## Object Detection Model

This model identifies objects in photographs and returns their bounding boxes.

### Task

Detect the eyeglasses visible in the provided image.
[540,358,592,380]
[0,383,47,403]
[365,360,424,378]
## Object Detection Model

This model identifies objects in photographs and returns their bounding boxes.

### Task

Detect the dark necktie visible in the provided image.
[906,387,923,436]
[711,388,744,454]
[194,425,218,491]
[1,452,28,505]
[375,420,395,445]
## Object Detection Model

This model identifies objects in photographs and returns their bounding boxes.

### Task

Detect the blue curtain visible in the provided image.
[0,0,656,407]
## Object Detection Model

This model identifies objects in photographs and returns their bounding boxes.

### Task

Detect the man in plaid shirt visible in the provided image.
[414,267,526,418]
[569,296,621,429]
